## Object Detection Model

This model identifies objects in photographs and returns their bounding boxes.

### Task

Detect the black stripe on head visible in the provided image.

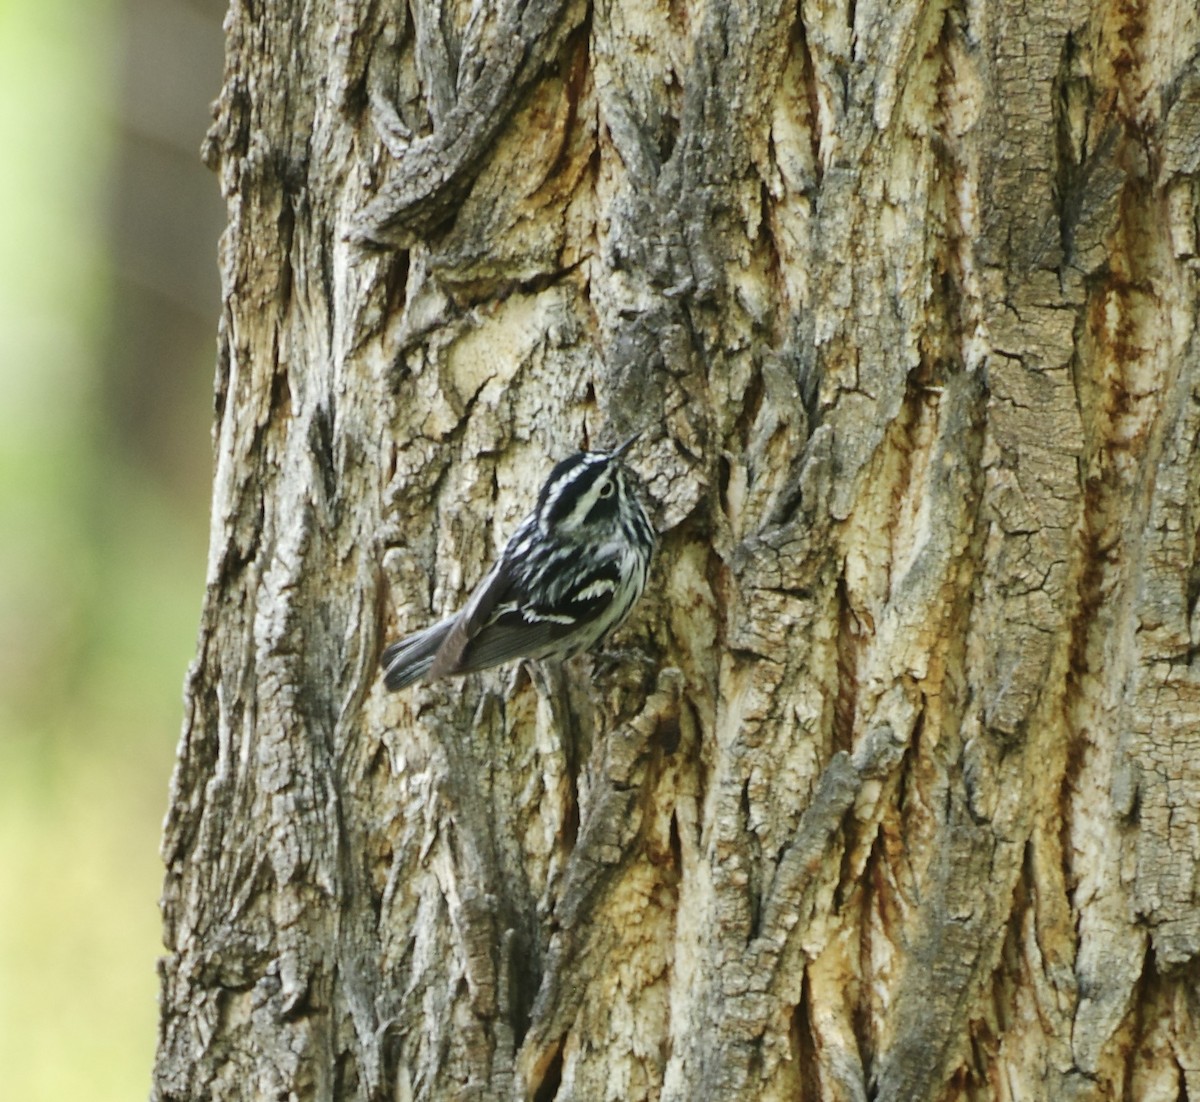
[538,452,608,531]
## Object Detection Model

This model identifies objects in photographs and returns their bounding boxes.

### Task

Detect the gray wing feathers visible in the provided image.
[427,558,511,679]
[450,618,572,673]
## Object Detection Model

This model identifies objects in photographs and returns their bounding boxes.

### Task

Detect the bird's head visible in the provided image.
[536,435,641,541]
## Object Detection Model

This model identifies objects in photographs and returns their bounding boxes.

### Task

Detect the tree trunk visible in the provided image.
[154,0,1200,1099]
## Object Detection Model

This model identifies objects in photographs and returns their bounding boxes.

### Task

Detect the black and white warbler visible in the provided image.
[381,436,654,691]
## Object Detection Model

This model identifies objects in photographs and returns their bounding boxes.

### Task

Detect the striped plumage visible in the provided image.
[381,437,654,691]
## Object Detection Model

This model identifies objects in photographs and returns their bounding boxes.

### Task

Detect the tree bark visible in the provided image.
[155,0,1200,1099]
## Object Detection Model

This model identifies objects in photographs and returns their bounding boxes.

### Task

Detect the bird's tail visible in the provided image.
[381,616,456,691]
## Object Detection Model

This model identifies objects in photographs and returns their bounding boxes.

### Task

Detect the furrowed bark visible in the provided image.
[156,1,1200,1099]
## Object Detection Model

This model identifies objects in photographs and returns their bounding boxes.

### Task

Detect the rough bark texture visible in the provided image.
[155,0,1200,1099]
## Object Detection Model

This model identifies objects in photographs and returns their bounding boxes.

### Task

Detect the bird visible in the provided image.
[381,436,654,691]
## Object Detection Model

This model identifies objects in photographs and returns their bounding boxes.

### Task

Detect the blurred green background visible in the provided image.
[0,0,225,1096]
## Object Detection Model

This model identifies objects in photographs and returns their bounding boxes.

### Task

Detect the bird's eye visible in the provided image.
[599,481,615,498]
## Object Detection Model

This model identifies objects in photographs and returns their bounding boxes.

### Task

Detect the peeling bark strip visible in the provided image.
[356,0,589,244]
[157,0,1200,1100]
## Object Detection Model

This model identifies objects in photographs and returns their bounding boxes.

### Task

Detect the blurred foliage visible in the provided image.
[0,0,223,1097]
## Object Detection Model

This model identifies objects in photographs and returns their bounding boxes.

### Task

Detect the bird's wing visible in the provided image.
[430,559,622,677]
[449,608,579,672]
[426,556,514,679]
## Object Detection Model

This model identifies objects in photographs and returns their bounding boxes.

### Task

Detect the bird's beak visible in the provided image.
[611,433,640,459]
